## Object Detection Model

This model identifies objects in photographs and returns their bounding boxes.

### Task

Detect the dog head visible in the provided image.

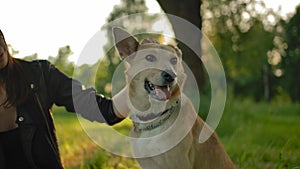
[113,27,185,121]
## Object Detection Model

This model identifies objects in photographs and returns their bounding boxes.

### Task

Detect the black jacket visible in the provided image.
[1,59,123,169]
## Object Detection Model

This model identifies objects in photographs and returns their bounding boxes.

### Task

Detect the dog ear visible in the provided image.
[113,27,139,60]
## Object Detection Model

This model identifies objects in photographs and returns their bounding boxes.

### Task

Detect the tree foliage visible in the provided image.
[281,5,300,101]
[201,0,286,101]
[48,45,74,76]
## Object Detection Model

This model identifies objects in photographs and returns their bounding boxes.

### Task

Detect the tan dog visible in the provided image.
[113,27,235,169]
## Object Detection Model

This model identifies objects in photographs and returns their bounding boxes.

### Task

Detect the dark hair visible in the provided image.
[0,29,30,107]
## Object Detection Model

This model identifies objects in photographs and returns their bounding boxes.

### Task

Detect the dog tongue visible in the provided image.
[154,86,171,100]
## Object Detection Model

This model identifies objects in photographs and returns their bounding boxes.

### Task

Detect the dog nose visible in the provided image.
[161,69,177,83]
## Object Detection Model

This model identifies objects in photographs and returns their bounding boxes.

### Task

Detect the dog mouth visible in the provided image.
[144,79,171,101]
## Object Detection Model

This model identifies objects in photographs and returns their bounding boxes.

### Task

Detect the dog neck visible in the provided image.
[131,100,179,132]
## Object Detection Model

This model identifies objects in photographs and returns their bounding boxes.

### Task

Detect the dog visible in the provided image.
[113,27,235,169]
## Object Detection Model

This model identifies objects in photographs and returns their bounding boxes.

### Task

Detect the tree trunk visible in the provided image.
[156,0,205,89]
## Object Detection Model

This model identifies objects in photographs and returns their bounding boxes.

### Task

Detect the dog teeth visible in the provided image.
[150,84,154,90]
[146,80,171,92]
[148,81,154,90]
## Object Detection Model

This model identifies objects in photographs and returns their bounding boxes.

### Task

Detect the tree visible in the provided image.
[201,0,281,101]
[48,45,74,76]
[281,5,300,101]
[23,53,38,61]
[156,0,205,89]
[233,19,274,100]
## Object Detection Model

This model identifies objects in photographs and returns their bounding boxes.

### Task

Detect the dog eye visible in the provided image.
[170,57,177,65]
[145,55,157,62]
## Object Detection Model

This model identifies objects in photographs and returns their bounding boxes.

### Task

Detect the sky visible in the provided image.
[0,0,299,62]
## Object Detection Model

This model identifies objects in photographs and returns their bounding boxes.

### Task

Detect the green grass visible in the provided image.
[218,100,300,169]
[53,100,300,169]
[53,106,138,169]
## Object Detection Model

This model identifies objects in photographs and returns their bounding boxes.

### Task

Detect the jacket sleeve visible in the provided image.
[40,60,124,125]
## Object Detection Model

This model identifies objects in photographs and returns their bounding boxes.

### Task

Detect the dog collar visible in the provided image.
[132,101,179,132]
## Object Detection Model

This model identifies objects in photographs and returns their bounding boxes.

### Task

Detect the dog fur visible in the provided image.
[113,27,235,169]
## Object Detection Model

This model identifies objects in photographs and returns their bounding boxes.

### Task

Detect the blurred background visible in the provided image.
[1,0,300,168]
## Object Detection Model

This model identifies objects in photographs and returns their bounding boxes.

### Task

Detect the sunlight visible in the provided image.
[146,0,162,13]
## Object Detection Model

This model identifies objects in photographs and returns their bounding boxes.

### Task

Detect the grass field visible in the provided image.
[53,99,300,169]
